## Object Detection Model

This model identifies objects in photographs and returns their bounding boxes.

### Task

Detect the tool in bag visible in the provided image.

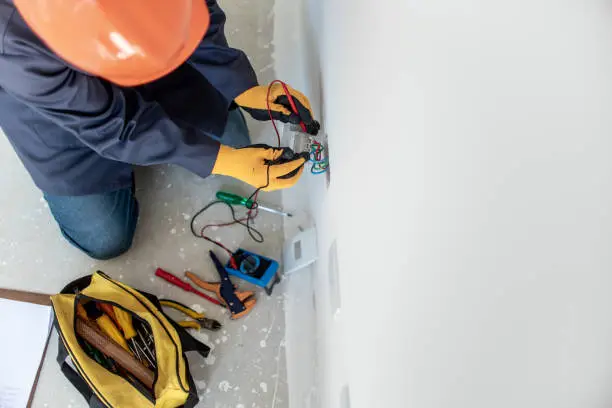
[184,251,257,319]
[78,291,158,371]
[112,305,156,368]
[160,299,222,331]
[75,316,155,389]
[82,302,131,352]
[51,272,212,408]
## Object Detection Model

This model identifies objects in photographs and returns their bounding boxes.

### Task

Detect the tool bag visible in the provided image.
[51,271,211,408]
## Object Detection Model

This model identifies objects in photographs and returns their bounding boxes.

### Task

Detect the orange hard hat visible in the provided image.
[14,0,210,86]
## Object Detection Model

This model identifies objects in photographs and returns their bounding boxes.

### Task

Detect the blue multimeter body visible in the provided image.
[225,249,281,295]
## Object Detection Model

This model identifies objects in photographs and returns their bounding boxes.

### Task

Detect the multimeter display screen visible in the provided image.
[234,250,272,279]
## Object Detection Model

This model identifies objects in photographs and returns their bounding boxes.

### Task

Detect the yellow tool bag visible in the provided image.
[51,271,211,408]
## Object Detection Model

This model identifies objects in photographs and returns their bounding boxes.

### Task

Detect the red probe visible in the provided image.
[279,81,308,133]
[267,80,308,135]
[155,268,223,307]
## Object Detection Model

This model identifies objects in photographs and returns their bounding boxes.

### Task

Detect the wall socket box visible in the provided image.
[283,124,327,152]
[282,123,330,187]
[282,227,318,275]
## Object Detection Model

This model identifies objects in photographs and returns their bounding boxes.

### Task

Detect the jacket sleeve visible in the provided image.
[187,0,258,103]
[0,40,221,179]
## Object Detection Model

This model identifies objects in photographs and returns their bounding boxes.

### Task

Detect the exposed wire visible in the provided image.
[310,140,329,174]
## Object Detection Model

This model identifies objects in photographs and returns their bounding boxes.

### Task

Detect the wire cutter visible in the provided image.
[184,251,257,319]
[160,299,222,331]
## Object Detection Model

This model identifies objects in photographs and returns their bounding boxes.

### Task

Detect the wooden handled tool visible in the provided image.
[75,316,154,389]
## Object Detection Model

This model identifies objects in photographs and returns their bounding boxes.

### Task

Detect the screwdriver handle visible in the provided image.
[216,191,254,209]
[76,303,89,320]
[156,268,224,307]
[155,268,194,292]
[97,315,130,352]
[98,303,120,327]
[113,306,137,340]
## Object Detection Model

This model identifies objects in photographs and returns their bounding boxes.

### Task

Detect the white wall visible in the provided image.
[274,0,332,406]
[281,1,612,407]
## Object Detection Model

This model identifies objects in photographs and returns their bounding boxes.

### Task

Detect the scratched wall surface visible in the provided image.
[0,0,289,407]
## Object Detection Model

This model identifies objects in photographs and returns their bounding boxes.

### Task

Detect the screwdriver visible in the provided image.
[98,303,121,327]
[113,306,155,368]
[216,191,292,217]
[76,303,89,320]
[155,268,224,307]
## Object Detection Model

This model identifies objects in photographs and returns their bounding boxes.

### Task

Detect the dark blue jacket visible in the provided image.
[0,0,257,195]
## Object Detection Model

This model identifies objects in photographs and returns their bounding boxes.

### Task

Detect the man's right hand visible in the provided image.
[212,144,307,191]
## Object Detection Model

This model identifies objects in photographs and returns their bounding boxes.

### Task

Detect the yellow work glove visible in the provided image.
[235,83,321,135]
[212,144,307,191]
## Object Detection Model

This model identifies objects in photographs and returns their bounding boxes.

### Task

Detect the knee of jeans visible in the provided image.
[86,230,134,260]
[49,189,139,260]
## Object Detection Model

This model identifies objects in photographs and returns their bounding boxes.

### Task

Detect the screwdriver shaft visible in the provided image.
[256,204,292,217]
[137,329,156,368]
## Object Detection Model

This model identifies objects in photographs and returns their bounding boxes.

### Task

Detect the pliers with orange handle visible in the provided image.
[184,251,257,319]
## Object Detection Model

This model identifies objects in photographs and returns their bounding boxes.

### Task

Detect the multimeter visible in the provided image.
[225,249,281,295]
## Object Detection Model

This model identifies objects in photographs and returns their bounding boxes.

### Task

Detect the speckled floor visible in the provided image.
[0,1,290,407]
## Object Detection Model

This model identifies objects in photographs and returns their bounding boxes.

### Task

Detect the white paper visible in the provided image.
[0,298,52,408]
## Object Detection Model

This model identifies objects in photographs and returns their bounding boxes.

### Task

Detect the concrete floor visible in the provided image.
[0,1,291,407]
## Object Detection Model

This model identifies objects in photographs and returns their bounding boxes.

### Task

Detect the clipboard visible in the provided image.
[0,288,53,408]
[0,288,51,306]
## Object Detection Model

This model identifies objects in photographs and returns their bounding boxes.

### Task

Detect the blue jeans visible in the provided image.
[44,109,250,260]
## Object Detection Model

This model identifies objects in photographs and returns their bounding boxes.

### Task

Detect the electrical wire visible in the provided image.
[190,200,262,268]
[309,140,329,174]
[191,80,298,261]
[267,79,308,136]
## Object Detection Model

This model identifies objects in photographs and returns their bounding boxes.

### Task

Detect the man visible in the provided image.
[0,0,318,259]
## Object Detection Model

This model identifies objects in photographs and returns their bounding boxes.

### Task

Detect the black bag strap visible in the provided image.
[173,321,211,358]
[57,334,93,402]
[56,323,104,408]
[182,358,200,408]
